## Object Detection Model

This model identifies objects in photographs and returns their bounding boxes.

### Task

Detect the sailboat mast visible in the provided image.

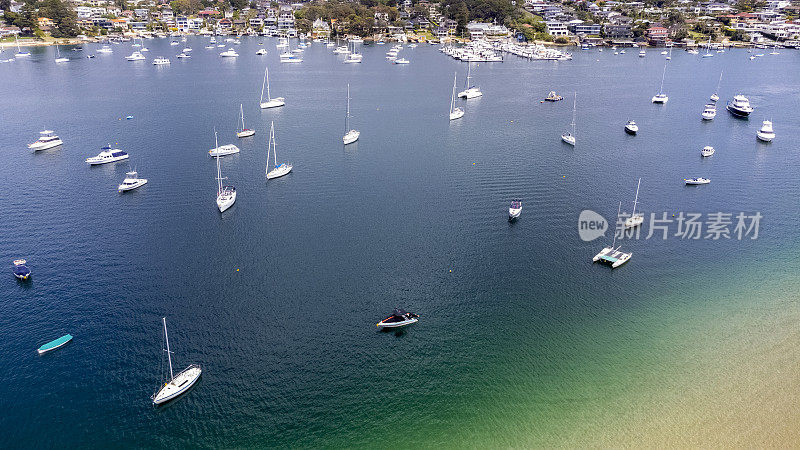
[215,131,222,193]
[659,62,667,93]
[266,67,271,101]
[612,201,621,248]
[240,104,245,131]
[450,72,457,113]
[571,92,576,134]
[162,317,173,380]
[345,84,350,133]
[266,122,272,174]
[465,64,471,89]
[260,66,267,103]
[631,178,641,216]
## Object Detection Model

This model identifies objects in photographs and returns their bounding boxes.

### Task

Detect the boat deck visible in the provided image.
[593,246,632,268]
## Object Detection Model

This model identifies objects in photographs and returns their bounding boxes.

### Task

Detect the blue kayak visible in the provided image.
[38,334,73,355]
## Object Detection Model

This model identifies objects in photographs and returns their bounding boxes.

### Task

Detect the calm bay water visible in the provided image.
[1,39,799,447]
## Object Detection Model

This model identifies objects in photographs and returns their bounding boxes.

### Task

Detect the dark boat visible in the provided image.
[13,259,31,280]
[376,308,419,329]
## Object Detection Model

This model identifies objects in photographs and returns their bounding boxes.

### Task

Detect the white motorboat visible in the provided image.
[279,52,302,62]
[624,120,638,134]
[205,45,214,49]
[256,49,267,55]
[118,170,147,192]
[265,121,292,180]
[86,145,129,165]
[623,178,643,228]
[209,142,240,157]
[687,48,699,55]
[756,120,775,142]
[343,84,360,145]
[97,45,113,54]
[508,200,522,220]
[182,47,192,53]
[344,52,362,63]
[176,53,190,58]
[727,94,753,117]
[685,177,710,185]
[126,51,146,61]
[54,45,69,63]
[152,318,202,405]
[333,45,350,54]
[153,57,170,65]
[393,58,410,64]
[236,104,255,138]
[701,104,716,120]
[376,308,419,329]
[701,145,715,157]
[448,72,464,121]
[457,63,482,99]
[651,60,669,103]
[259,65,285,109]
[219,48,238,57]
[561,92,576,146]
[28,130,63,151]
[638,49,646,57]
[170,41,179,46]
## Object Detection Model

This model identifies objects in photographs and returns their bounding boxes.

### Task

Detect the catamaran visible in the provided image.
[236,104,255,138]
[457,63,482,99]
[652,60,669,103]
[259,66,285,109]
[265,121,292,179]
[593,201,632,268]
[561,93,576,146]
[623,178,643,228]
[449,72,464,121]
[343,84,360,145]
[151,318,202,405]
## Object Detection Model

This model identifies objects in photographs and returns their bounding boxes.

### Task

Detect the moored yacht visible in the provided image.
[457,63,482,99]
[213,132,236,212]
[265,121,293,179]
[651,60,669,103]
[86,145,129,165]
[208,142,240,157]
[219,48,238,57]
[343,84,359,145]
[118,170,148,191]
[126,51,145,61]
[561,92,576,146]
[376,308,419,329]
[448,72,464,121]
[623,178,643,229]
[152,318,202,405]
[153,57,170,65]
[701,103,717,120]
[28,130,63,151]
[756,120,775,142]
[624,120,638,134]
[259,65,285,108]
[701,145,715,157]
[726,94,753,117]
[509,200,522,220]
[685,177,711,185]
[236,104,255,138]
[13,259,31,280]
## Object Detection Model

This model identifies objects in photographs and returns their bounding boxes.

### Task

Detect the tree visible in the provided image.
[40,0,79,37]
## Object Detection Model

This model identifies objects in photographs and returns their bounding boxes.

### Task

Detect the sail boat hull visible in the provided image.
[217,190,236,212]
[343,130,360,144]
[561,134,575,146]
[260,98,285,109]
[153,365,202,405]
[449,109,464,120]
[266,164,292,179]
[237,129,255,138]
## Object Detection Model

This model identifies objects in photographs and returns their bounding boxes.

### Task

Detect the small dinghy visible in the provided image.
[13,259,31,280]
[38,334,73,354]
[509,199,522,220]
[377,308,419,329]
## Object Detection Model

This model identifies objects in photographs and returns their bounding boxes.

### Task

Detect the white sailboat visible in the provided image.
[265,121,292,179]
[214,132,237,212]
[343,83,360,145]
[458,63,482,99]
[651,60,669,103]
[151,317,202,405]
[666,46,672,60]
[55,45,69,63]
[702,36,714,58]
[561,93,576,146]
[15,35,30,57]
[710,70,723,102]
[623,178,643,228]
[448,72,464,121]
[259,65,285,109]
[236,104,255,138]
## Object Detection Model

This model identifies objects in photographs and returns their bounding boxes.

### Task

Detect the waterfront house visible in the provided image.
[546,21,569,36]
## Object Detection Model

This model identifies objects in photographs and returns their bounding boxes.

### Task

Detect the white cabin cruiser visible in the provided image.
[727,95,753,117]
[219,48,238,57]
[624,120,638,134]
[685,177,711,185]
[701,146,715,157]
[153,57,170,65]
[701,104,717,120]
[209,143,240,157]
[126,51,145,61]
[28,130,63,151]
[756,120,774,142]
[118,170,148,191]
[86,145,129,165]
[509,200,522,220]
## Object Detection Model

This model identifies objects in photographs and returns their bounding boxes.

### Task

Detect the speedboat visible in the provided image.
[710,93,719,102]
[176,53,190,58]
[459,86,482,99]
[126,51,145,61]
[118,170,148,192]
[219,48,238,57]
[279,53,302,63]
[376,308,419,329]
[393,58,410,64]
[153,57,170,65]
[624,120,638,134]
[28,130,63,151]
[208,144,240,157]
[727,94,753,117]
[544,91,563,102]
[701,104,717,120]
[86,145,129,165]
[685,177,710,185]
[757,120,775,142]
[687,49,699,55]
[651,93,668,104]
[408,43,417,48]
[509,200,522,220]
[701,146,715,157]
[13,259,31,280]
[37,334,72,354]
